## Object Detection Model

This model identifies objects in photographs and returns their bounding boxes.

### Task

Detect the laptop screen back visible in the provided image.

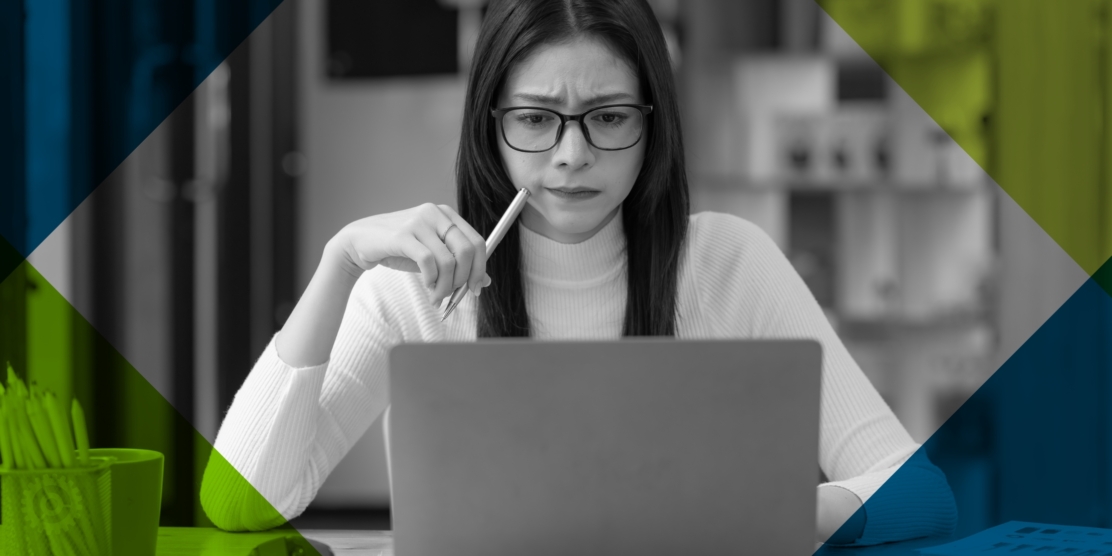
[388,339,822,556]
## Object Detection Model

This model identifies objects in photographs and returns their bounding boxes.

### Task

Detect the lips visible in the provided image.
[547,186,599,194]
[545,187,602,201]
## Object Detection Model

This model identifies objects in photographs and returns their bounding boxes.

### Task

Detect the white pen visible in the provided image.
[441,187,531,321]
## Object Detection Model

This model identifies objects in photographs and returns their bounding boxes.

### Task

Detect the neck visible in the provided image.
[520,206,621,244]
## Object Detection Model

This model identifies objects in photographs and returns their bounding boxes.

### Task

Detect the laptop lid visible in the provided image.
[388,339,822,556]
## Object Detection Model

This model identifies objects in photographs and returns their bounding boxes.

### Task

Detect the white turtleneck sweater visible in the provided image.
[201,210,957,544]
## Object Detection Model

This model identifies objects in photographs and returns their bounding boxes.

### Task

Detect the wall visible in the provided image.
[295,0,466,507]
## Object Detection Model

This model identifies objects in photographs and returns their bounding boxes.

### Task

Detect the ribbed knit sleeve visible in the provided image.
[201,338,331,531]
[685,212,957,545]
[201,266,438,531]
[202,210,957,542]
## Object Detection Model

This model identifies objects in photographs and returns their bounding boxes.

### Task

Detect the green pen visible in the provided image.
[44,392,76,468]
[7,403,26,469]
[72,398,90,466]
[27,394,62,468]
[7,362,26,399]
[4,381,31,462]
[0,399,12,470]
[14,402,46,469]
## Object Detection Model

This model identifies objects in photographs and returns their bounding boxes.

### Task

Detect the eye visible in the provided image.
[590,111,629,126]
[513,111,556,127]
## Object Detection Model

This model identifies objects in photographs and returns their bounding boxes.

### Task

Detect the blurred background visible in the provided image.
[0,0,1106,535]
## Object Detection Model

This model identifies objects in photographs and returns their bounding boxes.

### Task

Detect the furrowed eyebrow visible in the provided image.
[510,92,636,106]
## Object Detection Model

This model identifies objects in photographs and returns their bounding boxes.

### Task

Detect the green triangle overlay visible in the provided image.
[2,260,324,554]
[818,0,1112,276]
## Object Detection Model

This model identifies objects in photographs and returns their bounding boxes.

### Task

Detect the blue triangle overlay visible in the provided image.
[1,0,284,281]
[817,267,1112,552]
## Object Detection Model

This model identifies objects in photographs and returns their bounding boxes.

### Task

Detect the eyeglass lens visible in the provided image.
[501,106,644,151]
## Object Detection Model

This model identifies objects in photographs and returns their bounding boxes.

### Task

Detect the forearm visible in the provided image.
[203,339,329,530]
[817,484,865,544]
[206,241,360,529]
[831,456,958,545]
[277,240,364,368]
[204,269,400,530]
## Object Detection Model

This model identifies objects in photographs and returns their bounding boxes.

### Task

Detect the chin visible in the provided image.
[547,211,611,235]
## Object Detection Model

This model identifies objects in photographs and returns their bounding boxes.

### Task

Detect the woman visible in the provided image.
[201,0,957,545]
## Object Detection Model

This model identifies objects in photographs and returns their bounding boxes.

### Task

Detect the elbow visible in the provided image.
[201,449,292,532]
[906,452,959,536]
[200,464,247,532]
[854,453,959,545]
[929,469,959,537]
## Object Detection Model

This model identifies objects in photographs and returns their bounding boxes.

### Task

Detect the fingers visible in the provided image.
[442,227,475,294]
[405,203,490,308]
[409,204,459,306]
[397,236,439,297]
[436,205,488,295]
[414,226,457,306]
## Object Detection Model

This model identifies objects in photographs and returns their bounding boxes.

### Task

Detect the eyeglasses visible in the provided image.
[491,104,653,153]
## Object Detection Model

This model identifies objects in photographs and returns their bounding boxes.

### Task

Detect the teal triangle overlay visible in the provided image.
[817,257,1112,551]
[1,0,285,267]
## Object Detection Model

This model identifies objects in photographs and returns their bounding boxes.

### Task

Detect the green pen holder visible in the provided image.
[0,456,114,555]
[89,448,164,556]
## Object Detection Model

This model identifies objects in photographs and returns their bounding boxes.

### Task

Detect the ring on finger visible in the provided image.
[438,223,458,242]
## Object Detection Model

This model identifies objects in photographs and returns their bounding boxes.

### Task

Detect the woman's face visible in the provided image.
[496,36,645,244]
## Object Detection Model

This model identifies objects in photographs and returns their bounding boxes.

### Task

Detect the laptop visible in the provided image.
[386,339,822,556]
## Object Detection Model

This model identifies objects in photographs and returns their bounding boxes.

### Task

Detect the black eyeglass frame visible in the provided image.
[491,104,654,153]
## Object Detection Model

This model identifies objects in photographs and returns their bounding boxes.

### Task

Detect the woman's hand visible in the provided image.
[277,203,489,369]
[327,203,490,307]
[816,485,865,544]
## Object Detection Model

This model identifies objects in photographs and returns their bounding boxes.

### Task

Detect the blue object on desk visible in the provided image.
[918,521,1112,555]
[248,535,333,556]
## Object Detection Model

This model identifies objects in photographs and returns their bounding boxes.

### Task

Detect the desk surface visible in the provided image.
[156,527,952,556]
[157,528,394,556]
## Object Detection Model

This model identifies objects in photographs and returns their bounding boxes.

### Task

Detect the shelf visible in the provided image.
[832,309,991,340]
[691,175,990,194]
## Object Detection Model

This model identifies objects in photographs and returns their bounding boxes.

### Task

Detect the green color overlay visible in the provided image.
[0,260,318,554]
[820,0,1112,276]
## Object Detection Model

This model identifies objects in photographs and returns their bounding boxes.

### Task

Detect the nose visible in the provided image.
[551,120,595,170]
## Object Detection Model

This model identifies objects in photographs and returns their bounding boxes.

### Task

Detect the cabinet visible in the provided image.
[682,1,996,442]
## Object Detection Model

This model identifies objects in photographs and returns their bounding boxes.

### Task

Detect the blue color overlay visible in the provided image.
[1,0,284,279]
[819,266,1112,551]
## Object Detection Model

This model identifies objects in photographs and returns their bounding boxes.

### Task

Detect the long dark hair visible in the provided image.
[457,0,689,337]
